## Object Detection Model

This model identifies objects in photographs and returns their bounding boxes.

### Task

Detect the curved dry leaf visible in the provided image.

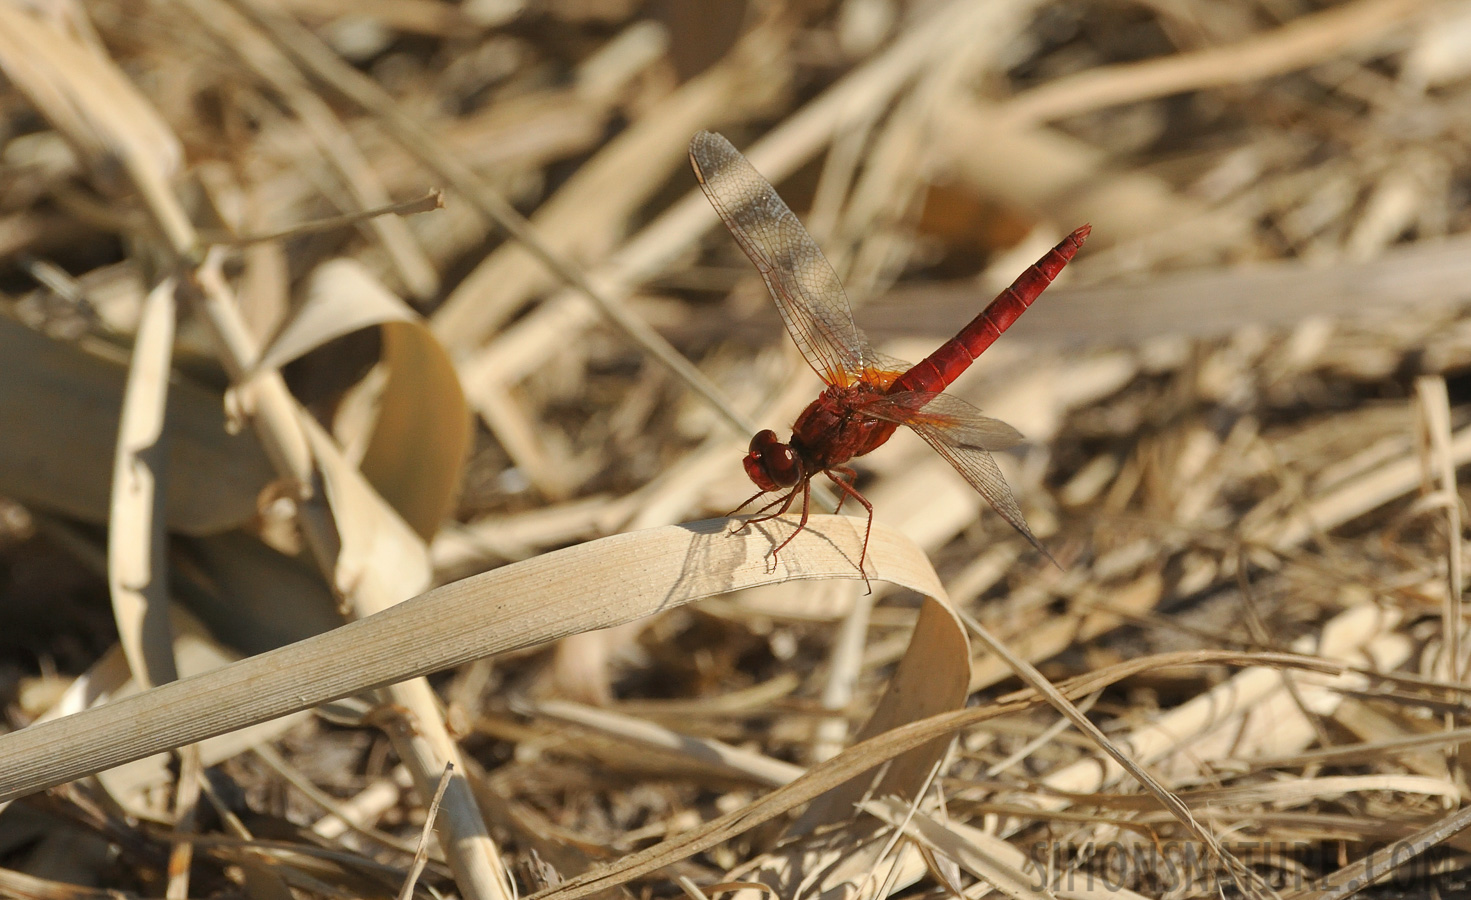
[108,279,179,690]
[0,515,943,801]
[0,316,273,535]
[364,320,471,541]
[257,259,469,539]
[255,260,418,372]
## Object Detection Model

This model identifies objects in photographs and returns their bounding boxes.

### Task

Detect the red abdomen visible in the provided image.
[888,225,1090,396]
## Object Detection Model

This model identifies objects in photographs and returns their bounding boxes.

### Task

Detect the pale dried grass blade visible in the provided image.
[1414,376,1465,683]
[869,229,1471,349]
[107,278,179,688]
[1253,720,1471,770]
[859,797,1098,900]
[676,875,712,900]
[1177,773,1460,807]
[463,0,1047,388]
[534,700,803,786]
[434,23,790,343]
[1041,604,1412,797]
[178,0,439,299]
[998,0,1427,127]
[0,515,942,801]
[959,610,1271,899]
[0,2,180,190]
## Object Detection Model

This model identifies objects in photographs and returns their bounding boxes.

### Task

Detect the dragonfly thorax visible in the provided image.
[786,384,900,472]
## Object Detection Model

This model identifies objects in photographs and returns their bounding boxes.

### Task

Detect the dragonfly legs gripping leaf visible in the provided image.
[726,482,808,569]
[822,470,875,593]
[726,470,876,593]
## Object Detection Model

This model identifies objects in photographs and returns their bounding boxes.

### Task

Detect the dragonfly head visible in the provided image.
[745,429,802,491]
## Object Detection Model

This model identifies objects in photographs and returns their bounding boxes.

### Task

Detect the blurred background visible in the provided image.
[4,0,1471,894]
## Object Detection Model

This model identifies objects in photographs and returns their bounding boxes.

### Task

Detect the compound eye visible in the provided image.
[745,430,802,489]
[764,444,800,487]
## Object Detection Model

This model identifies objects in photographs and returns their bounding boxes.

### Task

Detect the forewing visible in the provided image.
[689,131,869,384]
[865,391,1053,562]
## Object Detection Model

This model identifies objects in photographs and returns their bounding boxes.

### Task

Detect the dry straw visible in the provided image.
[6,0,1471,897]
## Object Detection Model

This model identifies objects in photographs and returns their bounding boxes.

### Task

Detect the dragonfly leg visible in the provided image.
[824,471,875,594]
[765,479,812,570]
[727,488,773,523]
[740,485,801,526]
[828,465,858,515]
[728,482,812,573]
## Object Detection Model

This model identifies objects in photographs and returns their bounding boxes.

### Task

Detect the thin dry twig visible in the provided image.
[399,763,454,900]
[200,189,444,247]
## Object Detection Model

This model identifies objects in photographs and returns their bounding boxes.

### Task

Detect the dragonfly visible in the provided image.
[689,130,1089,581]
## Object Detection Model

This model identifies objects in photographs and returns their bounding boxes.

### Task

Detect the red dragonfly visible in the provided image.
[689,131,1088,579]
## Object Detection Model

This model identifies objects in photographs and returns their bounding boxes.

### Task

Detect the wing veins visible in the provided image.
[690,131,869,383]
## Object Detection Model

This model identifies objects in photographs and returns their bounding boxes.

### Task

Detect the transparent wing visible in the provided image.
[863,391,1026,451]
[689,131,871,385]
[864,391,1054,562]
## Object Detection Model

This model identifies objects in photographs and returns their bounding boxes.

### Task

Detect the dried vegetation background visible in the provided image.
[4,0,1471,897]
